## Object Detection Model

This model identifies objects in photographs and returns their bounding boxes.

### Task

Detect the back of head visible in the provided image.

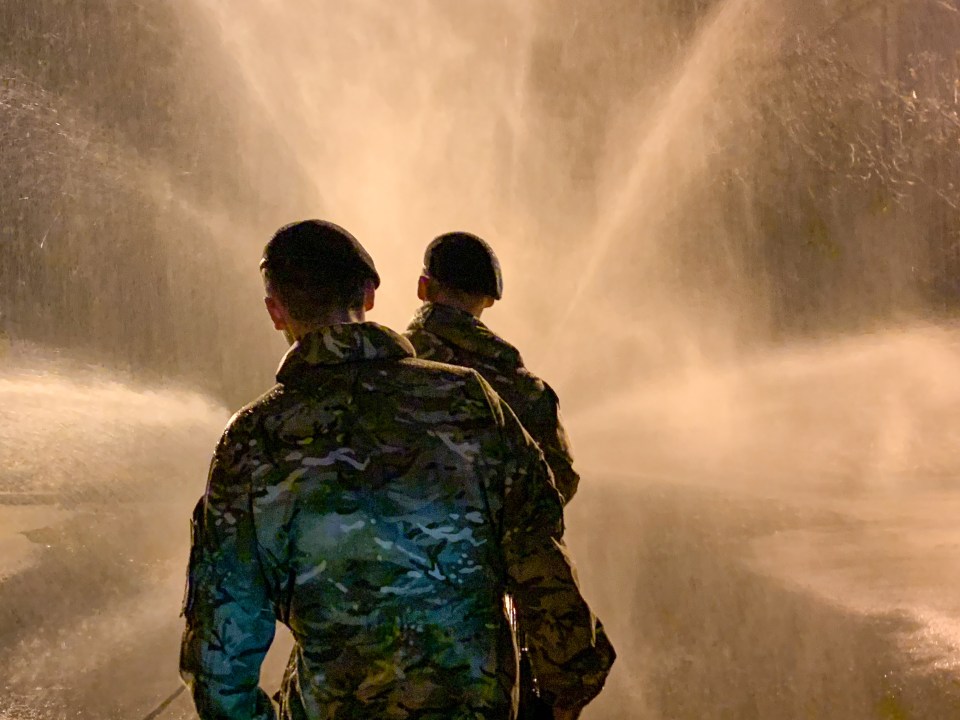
[260,219,380,324]
[424,232,503,301]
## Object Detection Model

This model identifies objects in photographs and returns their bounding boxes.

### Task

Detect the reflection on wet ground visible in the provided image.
[5,331,960,719]
[568,483,960,720]
[749,492,960,674]
[0,347,224,720]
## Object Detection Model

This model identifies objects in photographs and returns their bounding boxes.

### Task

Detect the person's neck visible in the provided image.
[291,309,366,340]
[432,297,485,319]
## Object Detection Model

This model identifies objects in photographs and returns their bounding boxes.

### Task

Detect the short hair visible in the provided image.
[260,220,379,324]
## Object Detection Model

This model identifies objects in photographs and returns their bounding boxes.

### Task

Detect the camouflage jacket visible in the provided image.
[405,303,579,504]
[180,322,614,720]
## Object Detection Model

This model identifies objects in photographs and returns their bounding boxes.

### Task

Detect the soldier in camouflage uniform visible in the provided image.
[180,220,615,720]
[404,232,579,505]
[404,233,586,719]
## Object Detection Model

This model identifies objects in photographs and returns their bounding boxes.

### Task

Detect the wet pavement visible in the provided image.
[0,351,225,720]
[6,333,960,719]
[568,480,960,720]
[4,475,960,719]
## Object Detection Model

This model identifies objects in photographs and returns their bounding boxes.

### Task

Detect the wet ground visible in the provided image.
[5,331,960,719]
[0,349,224,720]
[4,476,960,720]
[569,481,960,720]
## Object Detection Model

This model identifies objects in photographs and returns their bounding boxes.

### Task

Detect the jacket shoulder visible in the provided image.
[214,384,288,451]
[396,357,508,423]
[394,356,495,394]
[404,326,456,363]
[226,384,284,426]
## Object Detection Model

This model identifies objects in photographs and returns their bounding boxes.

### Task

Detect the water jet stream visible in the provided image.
[551,0,781,351]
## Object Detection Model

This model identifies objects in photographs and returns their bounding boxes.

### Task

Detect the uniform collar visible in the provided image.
[410,302,522,366]
[277,322,415,383]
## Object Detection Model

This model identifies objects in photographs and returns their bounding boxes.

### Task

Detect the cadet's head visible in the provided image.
[418,232,502,318]
[260,220,380,340]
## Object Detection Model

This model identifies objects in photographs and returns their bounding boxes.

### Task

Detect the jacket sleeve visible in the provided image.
[488,385,615,709]
[180,424,277,720]
[528,384,580,504]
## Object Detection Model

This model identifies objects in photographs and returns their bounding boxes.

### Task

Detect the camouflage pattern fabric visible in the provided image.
[180,322,615,719]
[405,303,580,504]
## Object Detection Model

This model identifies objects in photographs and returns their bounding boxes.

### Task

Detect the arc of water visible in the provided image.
[549,0,780,340]
[185,0,539,330]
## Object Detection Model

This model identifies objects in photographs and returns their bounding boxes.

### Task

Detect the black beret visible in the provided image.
[260,219,380,288]
[424,232,502,300]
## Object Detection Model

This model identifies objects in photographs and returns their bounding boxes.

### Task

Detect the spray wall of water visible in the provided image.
[3,1,959,394]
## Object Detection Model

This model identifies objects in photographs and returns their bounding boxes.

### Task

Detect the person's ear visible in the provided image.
[417,275,430,302]
[363,280,376,312]
[264,295,288,331]
[483,296,495,310]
